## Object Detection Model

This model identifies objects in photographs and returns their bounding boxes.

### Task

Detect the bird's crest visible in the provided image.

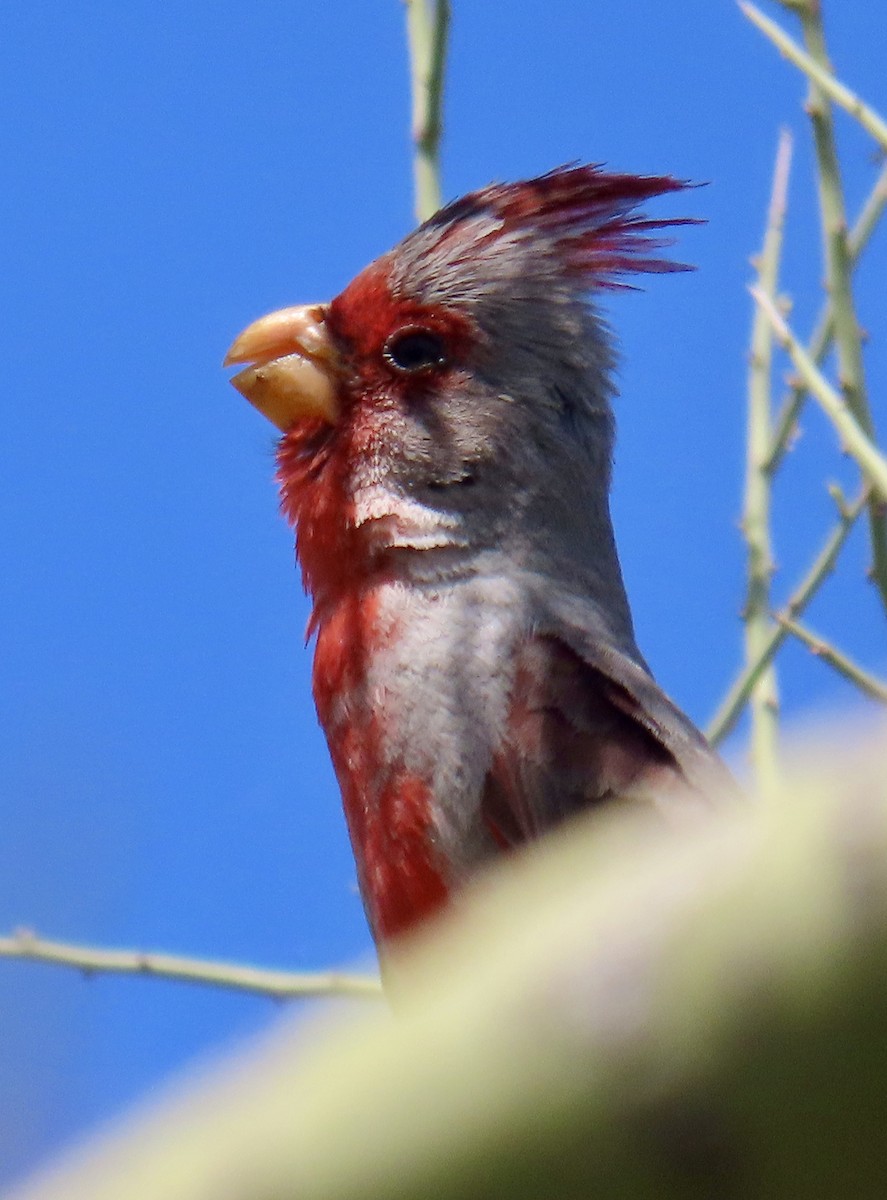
[407,164,696,293]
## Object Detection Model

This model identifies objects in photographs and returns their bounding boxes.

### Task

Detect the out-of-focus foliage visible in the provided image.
[12,727,887,1200]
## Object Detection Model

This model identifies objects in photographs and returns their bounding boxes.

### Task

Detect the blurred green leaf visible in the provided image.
[12,729,887,1199]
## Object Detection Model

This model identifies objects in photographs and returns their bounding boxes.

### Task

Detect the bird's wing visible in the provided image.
[481,607,735,848]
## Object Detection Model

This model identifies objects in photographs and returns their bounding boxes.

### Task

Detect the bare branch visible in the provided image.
[765,165,887,475]
[777,618,887,703]
[743,0,887,609]
[708,488,869,744]
[751,288,887,504]
[742,3,887,150]
[404,0,451,222]
[741,129,793,793]
[0,929,382,1000]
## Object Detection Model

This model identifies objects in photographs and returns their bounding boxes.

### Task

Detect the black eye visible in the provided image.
[383,327,448,374]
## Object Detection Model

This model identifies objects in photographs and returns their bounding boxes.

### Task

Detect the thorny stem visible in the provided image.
[0,929,382,1000]
[751,288,887,504]
[707,487,869,745]
[404,0,451,223]
[742,4,887,153]
[765,164,887,475]
[744,0,887,613]
[742,130,792,795]
[777,617,887,703]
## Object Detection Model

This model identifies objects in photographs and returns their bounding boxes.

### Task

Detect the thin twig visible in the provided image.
[751,288,887,504]
[707,487,869,745]
[742,130,793,794]
[741,3,887,151]
[404,0,451,222]
[765,164,887,475]
[743,0,887,611]
[0,929,382,1000]
[777,617,887,703]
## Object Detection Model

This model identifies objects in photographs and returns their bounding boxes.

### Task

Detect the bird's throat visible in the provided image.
[312,588,451,943]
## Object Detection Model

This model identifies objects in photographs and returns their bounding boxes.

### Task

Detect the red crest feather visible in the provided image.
[424,163,697,289]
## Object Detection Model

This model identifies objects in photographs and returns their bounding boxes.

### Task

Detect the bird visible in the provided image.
[224,165,734,950]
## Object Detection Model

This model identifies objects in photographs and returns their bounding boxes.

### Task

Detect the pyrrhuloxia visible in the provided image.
[225,166,732,947]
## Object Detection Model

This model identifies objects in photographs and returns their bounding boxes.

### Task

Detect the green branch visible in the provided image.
[742,2,887,151]
[751,288,887,504]
[765,164,887,475]
[0,929,381,1000]
[708,487,869,745]
[742,129,793,794]
[777,617,887,703]
[743,0,887,612]
[404,0,451,222]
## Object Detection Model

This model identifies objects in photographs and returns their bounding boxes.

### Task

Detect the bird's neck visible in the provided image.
[276,422,366,623]
[277,424,479,625]
[310,585,454,943]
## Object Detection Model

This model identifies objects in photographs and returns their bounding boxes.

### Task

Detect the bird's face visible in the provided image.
[224,260,478,437]
[224,166,691,606]
[225,253,507,613]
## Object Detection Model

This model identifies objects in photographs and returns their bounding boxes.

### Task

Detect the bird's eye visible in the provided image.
[383,327,448,374]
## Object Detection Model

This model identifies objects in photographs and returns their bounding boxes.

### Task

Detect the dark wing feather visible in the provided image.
[482,629,735,849]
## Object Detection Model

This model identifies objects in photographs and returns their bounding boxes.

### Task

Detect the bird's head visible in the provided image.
[225,165,692,611]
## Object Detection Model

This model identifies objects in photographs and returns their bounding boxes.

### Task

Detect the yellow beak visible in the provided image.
[223,303,341,430]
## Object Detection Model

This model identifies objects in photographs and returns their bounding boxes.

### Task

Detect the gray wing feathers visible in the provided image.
[540,587,736,803]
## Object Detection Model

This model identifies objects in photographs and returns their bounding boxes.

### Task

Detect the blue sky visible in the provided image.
[1,2,885,1185]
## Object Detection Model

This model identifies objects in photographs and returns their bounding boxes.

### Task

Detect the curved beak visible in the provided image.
[223,303,341,430]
